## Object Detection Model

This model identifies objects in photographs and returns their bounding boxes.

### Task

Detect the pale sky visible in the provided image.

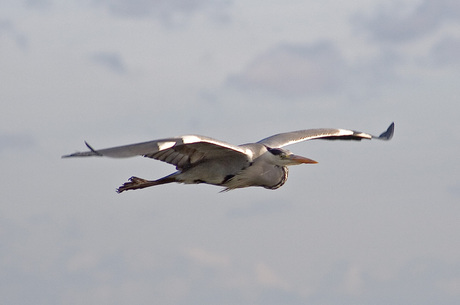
[1,0,460,304]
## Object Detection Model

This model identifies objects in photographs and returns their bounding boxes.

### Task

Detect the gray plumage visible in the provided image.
[62,122,394,193]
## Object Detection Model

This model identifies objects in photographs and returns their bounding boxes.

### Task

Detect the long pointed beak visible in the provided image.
[288,154,318,165]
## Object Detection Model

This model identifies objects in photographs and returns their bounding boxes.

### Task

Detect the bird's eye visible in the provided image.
[268,148,286,157]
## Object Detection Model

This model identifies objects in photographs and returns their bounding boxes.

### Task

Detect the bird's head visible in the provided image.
[267,147,318,166]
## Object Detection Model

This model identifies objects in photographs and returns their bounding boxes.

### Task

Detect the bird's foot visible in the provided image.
[117,176,151,193]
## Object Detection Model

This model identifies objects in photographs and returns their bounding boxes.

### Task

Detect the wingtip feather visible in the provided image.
[378,122,395,140]
[62,141,102,158]
[84,141,103,156]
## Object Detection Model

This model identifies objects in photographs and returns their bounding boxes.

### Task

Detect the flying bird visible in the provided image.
[63,123,394,193]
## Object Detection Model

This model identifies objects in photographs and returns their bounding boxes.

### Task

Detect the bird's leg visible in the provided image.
[117,176,175,193]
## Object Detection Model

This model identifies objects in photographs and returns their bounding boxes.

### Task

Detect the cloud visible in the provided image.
[438,278,460,296]
[255,262,289,290]
[429,37,460,66]
[227,41,403,98]
[24,0,52,9]
[358,0,460,43]
[93,0,230,24]
[306,259,460,305]
[0,133,36,153]
[186,248,230,268]
[228,42,348,97]
[447,184,460,197]
[89,52,127,73]
[0,19,28,49]
[67,251,101,272]
[339,265,363,296]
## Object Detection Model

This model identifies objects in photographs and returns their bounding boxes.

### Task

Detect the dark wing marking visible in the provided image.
[257,122,394,148]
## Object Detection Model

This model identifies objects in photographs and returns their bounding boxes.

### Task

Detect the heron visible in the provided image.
[62,122,394,193]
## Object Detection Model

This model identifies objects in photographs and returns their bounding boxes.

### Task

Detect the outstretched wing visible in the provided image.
[257,122,394,148]
[62,135,253,170]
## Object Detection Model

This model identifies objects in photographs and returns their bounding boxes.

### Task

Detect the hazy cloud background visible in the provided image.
[1,0,459,304]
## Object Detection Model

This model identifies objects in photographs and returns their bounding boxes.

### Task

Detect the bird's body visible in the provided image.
[62,123,394,193]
